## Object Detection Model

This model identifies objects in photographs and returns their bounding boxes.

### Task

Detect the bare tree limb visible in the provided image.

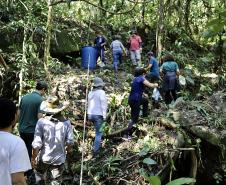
[50,0,139,15]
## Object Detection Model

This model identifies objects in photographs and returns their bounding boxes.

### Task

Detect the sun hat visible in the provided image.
[40,96,69,115]
[93,77,105,87]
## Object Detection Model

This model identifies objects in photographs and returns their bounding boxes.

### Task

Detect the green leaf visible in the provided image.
[139,146,150,156]
[206,18,220,27]
[148,176,161,185]
[166,178,196,185]
[143,158,157,165]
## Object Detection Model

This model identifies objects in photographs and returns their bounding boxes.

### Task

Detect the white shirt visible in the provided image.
[88,89,108,119]
[32,118,74,165]
[0,131,31,185]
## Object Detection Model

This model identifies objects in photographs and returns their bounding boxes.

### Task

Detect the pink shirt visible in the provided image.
[128,35,142,51]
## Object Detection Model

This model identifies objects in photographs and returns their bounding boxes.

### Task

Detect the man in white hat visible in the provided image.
[31,96,74,185]
[88,77,108,156]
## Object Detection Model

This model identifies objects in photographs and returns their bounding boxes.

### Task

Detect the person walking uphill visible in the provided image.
[110,35,126,78]
[32,96,74,185]
[160,54,180,104]
[127,30,142,67]
[88,77,108,156]
[94,31,106,65]
[0,97,31,185]
[124,68,158,140]
[146,51,160,82]
[18,80,48,184]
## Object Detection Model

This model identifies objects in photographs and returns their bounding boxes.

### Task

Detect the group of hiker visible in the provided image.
[94,30,180,105]
[0,30,181,185]
[94,30,142,75]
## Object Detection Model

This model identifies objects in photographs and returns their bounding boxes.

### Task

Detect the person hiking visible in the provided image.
[32,96,74,185]
[127,30,142,67]
[94,31,106,65]
[88,77,108,156]
[110,35,126,79]
[124,68,158,140]
[18,80,48,184]
[145,51,160,83]
[0,97,31,185]
[160,54,180,104]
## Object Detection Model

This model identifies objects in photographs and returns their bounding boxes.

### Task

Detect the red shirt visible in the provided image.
[128,35,142,51]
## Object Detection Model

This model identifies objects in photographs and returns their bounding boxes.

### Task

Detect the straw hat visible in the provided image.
[93,77,105,87]
[40,96,69,115]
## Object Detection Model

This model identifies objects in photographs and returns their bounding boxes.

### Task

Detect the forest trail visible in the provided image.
[47,66,226,184]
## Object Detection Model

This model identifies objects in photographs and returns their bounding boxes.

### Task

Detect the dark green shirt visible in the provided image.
[19,91,43,133]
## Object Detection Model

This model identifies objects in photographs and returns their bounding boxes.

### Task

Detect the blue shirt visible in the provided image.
[129,76,145,102]
[94,36,106,49]
[149,56,159,77]
[160,61,179,73]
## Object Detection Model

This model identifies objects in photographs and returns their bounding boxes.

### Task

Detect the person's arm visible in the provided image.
[11,172,27,185]
[100,91,108,120]
[175,62,180,76]
[101,36,106,47]
[120,42,126,54]
[65,121,74,156]
[31,121,43,168]
[143,79,158,88]
[31,148,39,169]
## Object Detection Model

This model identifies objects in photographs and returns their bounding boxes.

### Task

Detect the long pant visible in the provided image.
[20,132,36,184]
[88,114,103,153]
[97,48,105,64]
[112,50,123,75]
[164,90,177,104]
[126,97,148,135]
[36,161,64,185]
[130,50,141,66]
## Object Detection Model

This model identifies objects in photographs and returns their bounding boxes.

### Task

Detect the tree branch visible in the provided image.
[50,0,139,15]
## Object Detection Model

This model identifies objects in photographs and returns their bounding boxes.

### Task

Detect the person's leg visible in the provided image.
[49,164,64,185]
[101,48,105,64]
[141,97,148,117]
[20,132,34,159]
[93,115,103,153]
[20,133,36,185]
[171,90,177,101]
[118,51,122,65]
[126,100,140,136]
[130,51,137,66]
[113,51,119,75]
[135,50,141,66]
[164,91,172,104]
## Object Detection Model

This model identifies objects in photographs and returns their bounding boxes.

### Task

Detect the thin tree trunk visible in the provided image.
[156,0,165,61]
[43,0,53,78]
[19,25,29,103]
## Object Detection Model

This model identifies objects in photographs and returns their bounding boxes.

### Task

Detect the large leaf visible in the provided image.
[148,176,161,185]
[166,178,196,185]
[206,18,220,27]
[143,158,157,165]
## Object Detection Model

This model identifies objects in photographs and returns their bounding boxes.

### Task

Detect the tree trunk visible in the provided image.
[19,25,29,103]
[43,0,53,78]
[156,0,165,61]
